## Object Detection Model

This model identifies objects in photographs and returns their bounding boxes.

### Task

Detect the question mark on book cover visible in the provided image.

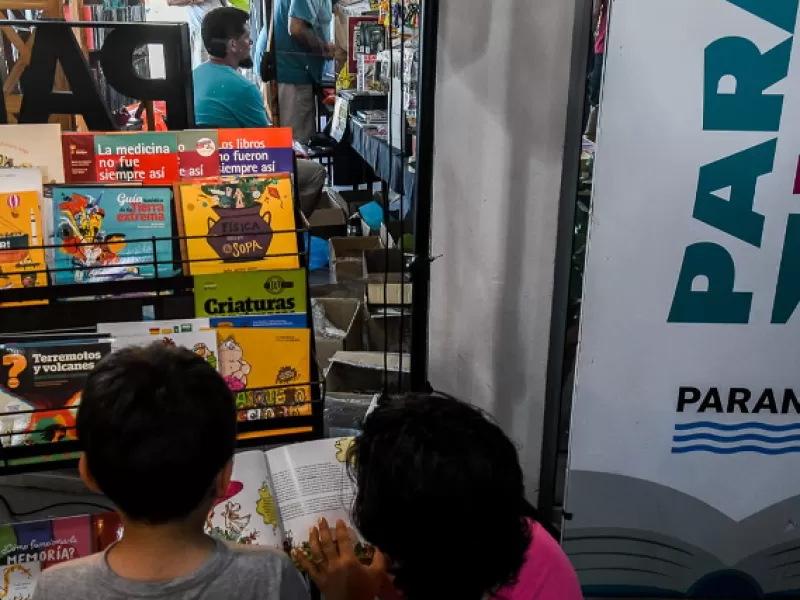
[3,354,27,389]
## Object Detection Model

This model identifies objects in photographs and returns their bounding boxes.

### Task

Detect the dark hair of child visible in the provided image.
[347,392,533,600]
[77,344,236,524]
[202,6,249,59]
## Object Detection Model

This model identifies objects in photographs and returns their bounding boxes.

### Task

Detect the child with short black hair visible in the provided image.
[33,344,308,600]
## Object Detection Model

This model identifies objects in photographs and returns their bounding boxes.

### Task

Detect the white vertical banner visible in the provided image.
[566,0,800,596]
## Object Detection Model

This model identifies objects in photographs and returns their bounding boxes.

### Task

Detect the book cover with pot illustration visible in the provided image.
[214,328,312,421]
[0,190,48,297]
[49,186,175,285]
[177,175,300,275]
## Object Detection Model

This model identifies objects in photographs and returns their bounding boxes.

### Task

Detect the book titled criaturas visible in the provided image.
[195,269,307,328]
[177,175,300,275]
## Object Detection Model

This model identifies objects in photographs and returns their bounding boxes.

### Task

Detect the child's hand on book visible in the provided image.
[294,518,397,600]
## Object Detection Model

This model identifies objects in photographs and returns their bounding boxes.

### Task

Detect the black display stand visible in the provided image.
[0,169,324,475]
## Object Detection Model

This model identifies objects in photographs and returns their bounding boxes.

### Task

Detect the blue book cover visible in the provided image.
[49,186,175,285]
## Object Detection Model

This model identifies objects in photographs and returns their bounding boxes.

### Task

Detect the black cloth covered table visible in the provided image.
[347,120,416,201]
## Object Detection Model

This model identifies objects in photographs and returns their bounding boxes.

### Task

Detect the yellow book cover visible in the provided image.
[215,327,312,421]
[178,174,300,275]
[0,191,48,296]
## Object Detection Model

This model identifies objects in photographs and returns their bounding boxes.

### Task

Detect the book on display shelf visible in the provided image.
[0,125,65,185]
[176,174,300,276]
[194,269,308,329]
[0,512,121,599]
[48,185,175,285]
[62,132,180,185]
[0,172,48,305]
[0,338,111,465]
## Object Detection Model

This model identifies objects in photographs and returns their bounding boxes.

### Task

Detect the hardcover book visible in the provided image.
[194,269,307,328]
[0,124,65,185]
[111,330,220,371]
[179,130,220,180]
[93,132,179,185]
[0,339,111,462]
[49,186,175,285]
[0,188,48,296]
[177,175,300,275]
[214,327,312,419]
[217,128,294,177]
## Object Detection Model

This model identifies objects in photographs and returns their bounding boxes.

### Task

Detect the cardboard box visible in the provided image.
[367,308,412,353]
[329,236,383,283]
[336,189,380,216]
[326,351,410,393]
[313,298,363,370]
[310,189,349,240]
[311,281,367,300]
[363,248,412,305]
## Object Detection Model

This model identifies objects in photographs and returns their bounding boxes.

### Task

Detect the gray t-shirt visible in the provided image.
[32,539,310,600]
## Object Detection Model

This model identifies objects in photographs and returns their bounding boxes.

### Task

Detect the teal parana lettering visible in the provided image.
[669,0,800,324]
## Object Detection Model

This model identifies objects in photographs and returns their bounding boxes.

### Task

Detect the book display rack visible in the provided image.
[0,125,324,475]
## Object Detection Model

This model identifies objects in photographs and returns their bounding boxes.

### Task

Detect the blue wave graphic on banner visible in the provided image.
[672,422,800,454]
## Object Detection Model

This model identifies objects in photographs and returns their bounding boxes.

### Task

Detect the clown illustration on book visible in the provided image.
[50,186,174,285]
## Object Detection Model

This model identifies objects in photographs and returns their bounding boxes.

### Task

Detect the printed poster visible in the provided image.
[566,0,800,597]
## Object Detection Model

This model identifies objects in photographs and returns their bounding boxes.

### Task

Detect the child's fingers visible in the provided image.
[335,520,355,559]
[308,526,324,562]
[292,549,320,580]
[318,518,338,558]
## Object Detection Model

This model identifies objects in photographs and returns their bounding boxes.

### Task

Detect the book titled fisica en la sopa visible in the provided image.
[49,186,175,285]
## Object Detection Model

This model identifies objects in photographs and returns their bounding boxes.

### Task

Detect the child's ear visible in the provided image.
[215,458,234,498]
[78,454,102,494]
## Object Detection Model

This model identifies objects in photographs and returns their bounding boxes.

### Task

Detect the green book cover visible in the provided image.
[195,269,307,320]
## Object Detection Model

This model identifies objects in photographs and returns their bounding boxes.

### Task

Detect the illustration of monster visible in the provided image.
[219,336,251,391]
[256,482,279,533]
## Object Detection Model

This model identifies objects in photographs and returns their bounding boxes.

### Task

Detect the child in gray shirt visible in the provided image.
[32,344,308,600]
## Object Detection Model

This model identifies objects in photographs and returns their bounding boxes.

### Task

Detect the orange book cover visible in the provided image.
[215,327,312,421]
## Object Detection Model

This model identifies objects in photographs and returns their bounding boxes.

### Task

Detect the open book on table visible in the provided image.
[206,437,372,562]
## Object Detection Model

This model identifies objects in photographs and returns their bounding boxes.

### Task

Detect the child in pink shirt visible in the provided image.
[296,393,583,600]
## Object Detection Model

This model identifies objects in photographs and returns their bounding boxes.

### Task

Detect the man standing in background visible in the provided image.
[168,0,227,69]
[271,0,334,144]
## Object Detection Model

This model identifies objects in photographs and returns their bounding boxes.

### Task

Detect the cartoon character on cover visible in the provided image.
[219,336,251,392]
[193,343,218,370]
[57,192,136,282]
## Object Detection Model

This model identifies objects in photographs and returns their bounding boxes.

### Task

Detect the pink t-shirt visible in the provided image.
[493,520,583,600]
[594,0,609,54]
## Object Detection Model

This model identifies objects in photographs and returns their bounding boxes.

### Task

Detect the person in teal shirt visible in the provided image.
[193,7,268,128]
[268,0,334,143]
[192,7,328,217]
